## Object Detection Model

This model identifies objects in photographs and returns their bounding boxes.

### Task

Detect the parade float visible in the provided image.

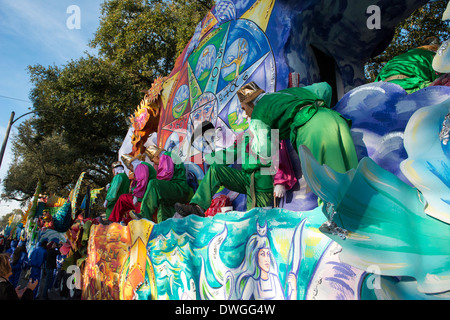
[26,0,449,300]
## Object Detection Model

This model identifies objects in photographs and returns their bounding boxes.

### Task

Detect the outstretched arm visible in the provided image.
[274,140,297,193]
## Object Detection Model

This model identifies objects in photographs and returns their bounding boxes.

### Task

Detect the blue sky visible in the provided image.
[0,0,104,216]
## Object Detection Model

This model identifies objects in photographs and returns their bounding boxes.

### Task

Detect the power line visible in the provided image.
[0,95,32,104]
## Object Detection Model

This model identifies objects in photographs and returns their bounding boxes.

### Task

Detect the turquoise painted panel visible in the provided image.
[298,143,450,294]
[143,207,368,300]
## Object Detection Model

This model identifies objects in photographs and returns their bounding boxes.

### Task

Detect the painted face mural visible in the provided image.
[258,248,271,274]
[82,209,375,300]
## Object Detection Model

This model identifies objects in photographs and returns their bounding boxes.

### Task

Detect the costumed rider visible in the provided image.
[138,145,190,223]
[376,36,441,93]
[175,113,298,217]
[108,153,156,224]
[239,81,358,174]
[103,161,131,221]
[176,80,359,217]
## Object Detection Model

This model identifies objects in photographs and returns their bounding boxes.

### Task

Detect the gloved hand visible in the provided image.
[133,196,139,206]
[273,184,286,198]
[103,200,108,208]
[105,183,110,191]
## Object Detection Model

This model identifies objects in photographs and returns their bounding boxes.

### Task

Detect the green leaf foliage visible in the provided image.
[90,0,214,88]
[2,0,213,214]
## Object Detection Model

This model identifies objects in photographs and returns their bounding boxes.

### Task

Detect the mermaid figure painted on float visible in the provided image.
[200,221,297,300]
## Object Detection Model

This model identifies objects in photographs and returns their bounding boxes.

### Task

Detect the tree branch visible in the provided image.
[193,0,212,11]
[2,195,30,202]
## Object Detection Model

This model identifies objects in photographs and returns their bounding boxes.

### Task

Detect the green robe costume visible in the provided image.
[190,137,274,211]
[250,82,358,174]
[140,152,190,223]
[376,48,439,93]
[105,172,130,219]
